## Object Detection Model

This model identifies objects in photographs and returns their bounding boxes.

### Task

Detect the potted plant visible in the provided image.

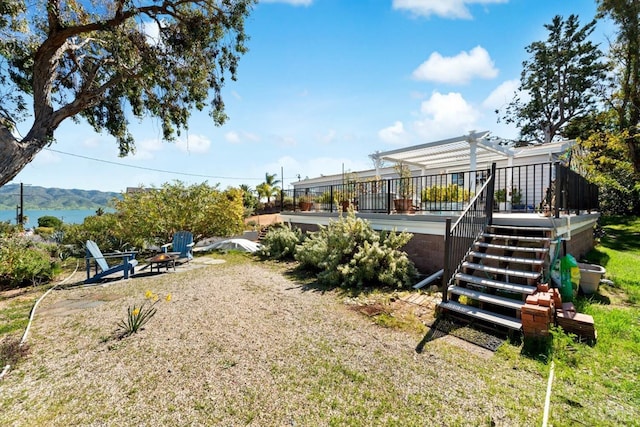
[336,173,358,211]
[316,191,333,211]
[421,184,471,211]
[494,188,510,211]
[511,188,525,210]
[298,194,314,211]
[393,162,414,213]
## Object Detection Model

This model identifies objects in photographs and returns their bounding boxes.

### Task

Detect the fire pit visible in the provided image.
[145,253,179,273]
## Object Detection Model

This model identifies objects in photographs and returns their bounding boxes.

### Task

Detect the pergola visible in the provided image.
[369,130,514,173]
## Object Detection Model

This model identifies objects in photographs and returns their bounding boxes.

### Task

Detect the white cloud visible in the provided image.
[131,138,164,160]
[225,131,241,144]
[175,134,211,153]
[223,131,261,144]
[482,79,519,110]
[413,91,480,140]
[261,0,313,6]
[318,129,337,144]
[82,137,101,148]
[392,0,508,20]
[412,46,498,84]
[378,121,409,145]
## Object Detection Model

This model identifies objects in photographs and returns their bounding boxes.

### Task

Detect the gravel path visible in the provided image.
[0,259,546,426]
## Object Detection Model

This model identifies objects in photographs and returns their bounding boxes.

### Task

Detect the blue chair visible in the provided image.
[161,231,194,263]
[85,240,138,284]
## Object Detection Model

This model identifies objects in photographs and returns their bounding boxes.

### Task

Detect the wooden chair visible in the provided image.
[161,231,194,264]
[85,240,138,284]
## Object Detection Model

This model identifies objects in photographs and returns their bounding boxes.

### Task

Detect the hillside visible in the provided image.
[0,184,121,210]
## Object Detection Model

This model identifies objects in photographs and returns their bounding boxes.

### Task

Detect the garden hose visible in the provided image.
[0,260,79,381]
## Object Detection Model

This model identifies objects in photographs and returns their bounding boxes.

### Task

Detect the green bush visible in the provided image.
[257,225,303,260]
[0,236,60,287]
[37,215,63,229]
[294,211,417,288]
[421,184,472,202]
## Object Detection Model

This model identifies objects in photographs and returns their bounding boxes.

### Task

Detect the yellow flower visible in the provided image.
[145,290,153,299]
[165,294,172,302]
[132,307,140,316]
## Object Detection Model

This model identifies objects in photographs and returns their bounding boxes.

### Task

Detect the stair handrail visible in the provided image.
[442,163,496,303]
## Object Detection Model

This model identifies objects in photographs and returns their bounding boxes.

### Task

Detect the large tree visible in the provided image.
[0,0,255,187]
[598,0,640,173]
[502,14,608,143]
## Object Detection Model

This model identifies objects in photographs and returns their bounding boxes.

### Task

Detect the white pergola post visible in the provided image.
[467,133,477,193]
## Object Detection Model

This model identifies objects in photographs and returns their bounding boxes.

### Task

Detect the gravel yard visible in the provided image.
[0,257,547,426]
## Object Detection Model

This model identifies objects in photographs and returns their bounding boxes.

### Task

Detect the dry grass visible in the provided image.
[0,257,550,426]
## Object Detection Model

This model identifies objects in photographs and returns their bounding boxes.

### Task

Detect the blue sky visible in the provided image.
[9,0,608,193]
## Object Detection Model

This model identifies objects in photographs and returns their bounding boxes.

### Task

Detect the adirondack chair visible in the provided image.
[161,231,194,263]
[85,240,138,284]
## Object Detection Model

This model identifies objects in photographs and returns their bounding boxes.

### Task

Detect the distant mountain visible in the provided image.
[0,184,122,210]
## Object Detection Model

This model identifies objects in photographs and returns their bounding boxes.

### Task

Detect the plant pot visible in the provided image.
[299,201,313,211]
[394,198,413,213]
[578,263,606,294]
[499,202,512,211]
[340,201,352,211]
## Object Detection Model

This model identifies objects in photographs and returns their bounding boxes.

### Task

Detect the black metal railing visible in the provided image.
[441,164,496,302]
[555,163,599,217]
[279,161,598,217]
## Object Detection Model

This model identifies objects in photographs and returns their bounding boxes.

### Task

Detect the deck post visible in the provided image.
[442,218,452,303]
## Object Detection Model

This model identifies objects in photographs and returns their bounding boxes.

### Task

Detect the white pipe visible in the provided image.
[413,269,444,289]
[542,361,555,427]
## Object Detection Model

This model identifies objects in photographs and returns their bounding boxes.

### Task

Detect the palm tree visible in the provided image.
[256,173,281,204]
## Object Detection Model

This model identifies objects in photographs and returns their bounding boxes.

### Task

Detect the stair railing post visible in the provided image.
[486,163,496,226]
[442,218,452,304]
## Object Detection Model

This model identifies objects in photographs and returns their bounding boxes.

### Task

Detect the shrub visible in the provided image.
[421,184,472,202]
[257,224,303,260]
[0,236,60,287]
[295,211,417,288]
[37,215,63,229]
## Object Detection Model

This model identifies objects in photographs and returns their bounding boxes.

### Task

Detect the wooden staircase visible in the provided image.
[438,224,554,332]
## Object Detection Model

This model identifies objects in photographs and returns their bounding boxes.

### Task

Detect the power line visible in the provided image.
[44,148,299,181]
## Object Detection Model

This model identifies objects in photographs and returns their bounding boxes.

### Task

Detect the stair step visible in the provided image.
[488,224,554,233]
[438,301,522,331]
[483,232,551,243]
[475,242,549,254]
[455,273,537,295]
[468,251,545,266]
[448,286,525,310]
[461,262,541,279]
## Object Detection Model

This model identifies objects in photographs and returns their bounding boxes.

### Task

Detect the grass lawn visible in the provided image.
[0,219,639,426]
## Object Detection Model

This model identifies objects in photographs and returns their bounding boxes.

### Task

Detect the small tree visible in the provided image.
[256,173,281,204]
[115,181,244,246]
[37,216,63,229]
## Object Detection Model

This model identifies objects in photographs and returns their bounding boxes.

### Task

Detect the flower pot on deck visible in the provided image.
[394,198,413,213]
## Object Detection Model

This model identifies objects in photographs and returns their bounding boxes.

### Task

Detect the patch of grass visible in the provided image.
[545,216,640,426]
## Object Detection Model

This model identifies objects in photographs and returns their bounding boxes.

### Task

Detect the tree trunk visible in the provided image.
[0,125,49,187]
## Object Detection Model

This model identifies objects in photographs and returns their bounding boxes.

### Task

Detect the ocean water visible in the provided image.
[0,209,110,229]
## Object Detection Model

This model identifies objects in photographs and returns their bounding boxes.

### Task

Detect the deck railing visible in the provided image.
[281,161,598,216]
[441,164,496,303]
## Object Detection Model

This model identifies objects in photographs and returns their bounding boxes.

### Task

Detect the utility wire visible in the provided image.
[44,148,299,181]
